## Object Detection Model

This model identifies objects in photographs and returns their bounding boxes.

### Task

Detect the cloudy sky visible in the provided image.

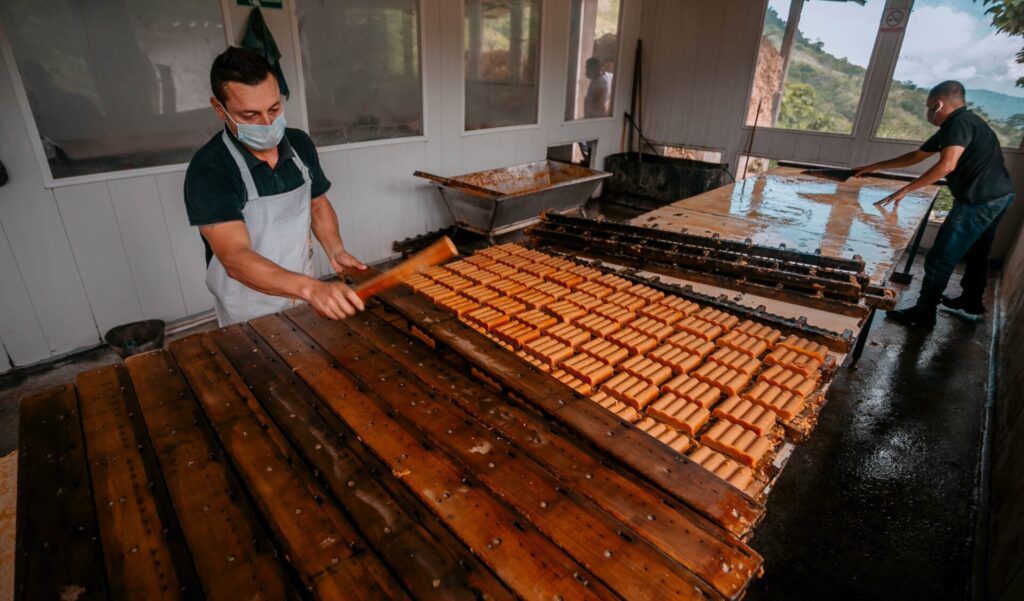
[769,0,1024,98]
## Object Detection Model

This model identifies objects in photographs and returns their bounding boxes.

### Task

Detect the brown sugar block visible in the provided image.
[627,317,675,342]
[539,256,576,269]
[607,329,659,356]
[647,344,703,374]
[564,291,603,311]
[574,280,615,299]
[660,374,722,408]
[688,446,754,490]
[561,354,616,385]
[605,291,647,312]
[444,260,479,277]
[590,391,640,423]
[647,393,712,436]
[493,321,541,349]
[465,306,510,331]
[625,283,666,304]
[742,381,807,421]
[482,262,519,279]
[508,271,544,289]
[637,303,685,326]
[700,420,772,467]
[550,369,593,396]
[423,265,451,280]
[567,264,603,281]
[693,307,741,331]
[485,296,527,316]
[435,273,473,292]
[512,289,555,310]
[594,272,631,290]
[707,348,762,376]
[404,273,432,290]
[464,254,497,268]
[420,283,457,303]
[692,363,753,396]
[574,313,622,338]
[544,270,585,289]
[523,336,574,366]
[765,346,825,376]
[520,262,556,278]
[717,330,770,358]
[635,418,692,453]
[665,331,717,358]
[734,320,782,345]
[592,303,636,325]
[758,364,819,398]
[520,249,550,262]
[675,315,724,341]
[578,338,630,367]
[776,336,829,362]
[465,269,501,286]
[602,372,660,409]
[619,356,673,387]
[712,396,778,436]
[437,295,480,318]
[534,281,570,299]
[543,300,587,323]
[657,296,701,316]
[546,322,591,349]
[513,308,558,331]
[516,349,551,373]
[496,254,534,270]
[488,242,527,255]
[487,278,526,297]
[462,284,500,304]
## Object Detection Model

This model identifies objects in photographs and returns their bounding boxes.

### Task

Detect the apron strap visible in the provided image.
[221,130,259,202]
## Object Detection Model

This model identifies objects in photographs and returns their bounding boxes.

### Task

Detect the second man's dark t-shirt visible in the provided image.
[184,127,331,264]
[920,107,1014,204]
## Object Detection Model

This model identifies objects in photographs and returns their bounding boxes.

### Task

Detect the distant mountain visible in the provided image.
[966,88,1024,121]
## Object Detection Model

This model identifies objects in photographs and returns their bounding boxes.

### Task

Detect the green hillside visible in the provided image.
[763,6,1024,147]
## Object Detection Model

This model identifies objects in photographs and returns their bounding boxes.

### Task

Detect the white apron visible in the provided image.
[206,131,314,326]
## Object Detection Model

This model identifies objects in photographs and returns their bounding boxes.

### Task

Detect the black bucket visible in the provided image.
[104,319,165,358]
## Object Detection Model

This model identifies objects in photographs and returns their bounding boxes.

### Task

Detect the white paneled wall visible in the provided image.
[0,0,641,373]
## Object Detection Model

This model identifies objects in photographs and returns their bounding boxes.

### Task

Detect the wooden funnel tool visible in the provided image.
[354,237,458,301]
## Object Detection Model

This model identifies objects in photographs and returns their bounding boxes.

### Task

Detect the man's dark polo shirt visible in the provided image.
[184,127,331,264]
[920,107,1014,205]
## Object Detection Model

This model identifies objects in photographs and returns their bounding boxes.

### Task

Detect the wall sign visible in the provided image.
[880,8,907,32]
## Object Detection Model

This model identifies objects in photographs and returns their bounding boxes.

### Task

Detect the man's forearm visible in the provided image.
[311,196,345,256]
[220,248,318,300]
[864,150,928,172]
[897,161,953,195]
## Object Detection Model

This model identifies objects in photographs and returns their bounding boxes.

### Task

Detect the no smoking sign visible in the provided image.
[880,8,908,32]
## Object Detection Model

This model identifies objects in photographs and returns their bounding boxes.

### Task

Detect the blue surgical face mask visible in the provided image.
[220,102,286,150]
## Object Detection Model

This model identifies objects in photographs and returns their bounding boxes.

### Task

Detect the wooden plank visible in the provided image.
[280,309,727,600]
[335,309,764,599]
[16,385,108,601]
[75,364,201,600]
[123,350,297,600]
[248,314,615,601]
[374,287,765,538]
[207,324,516,601]
[166,334,409,600]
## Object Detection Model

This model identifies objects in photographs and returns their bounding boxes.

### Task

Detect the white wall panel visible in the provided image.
[155,172,215,316]
[55,182,144,334]
[0,224,48,366]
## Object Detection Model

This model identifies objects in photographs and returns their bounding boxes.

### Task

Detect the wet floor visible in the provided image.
[747,261,992,600]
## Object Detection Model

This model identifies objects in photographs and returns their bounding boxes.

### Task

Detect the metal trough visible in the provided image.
[415,160,611,239]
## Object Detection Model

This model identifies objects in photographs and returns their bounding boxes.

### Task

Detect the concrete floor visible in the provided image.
[0,232,994,600]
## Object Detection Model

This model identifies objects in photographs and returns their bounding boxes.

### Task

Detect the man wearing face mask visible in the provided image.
[852,80,1015,328]
[185,47,366,326]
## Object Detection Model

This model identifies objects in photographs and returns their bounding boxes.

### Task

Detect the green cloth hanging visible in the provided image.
[241,8,289,98]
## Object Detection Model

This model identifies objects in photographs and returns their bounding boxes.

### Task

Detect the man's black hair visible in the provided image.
[929,80,966,103]
[210,46,274,104]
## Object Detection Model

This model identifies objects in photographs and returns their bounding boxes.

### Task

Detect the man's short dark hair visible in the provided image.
[929,80,966,103]
[210,47,274,104]
[586,57,601,69]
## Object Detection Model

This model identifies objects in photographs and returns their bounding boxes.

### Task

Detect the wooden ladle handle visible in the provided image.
[354,236,458,301]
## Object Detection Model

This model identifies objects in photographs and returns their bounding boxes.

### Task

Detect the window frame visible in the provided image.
[0,2,236,189]
[738,0,888,140]
[461,0,545,135]
[561,0,625,124]
[291,0,429,154]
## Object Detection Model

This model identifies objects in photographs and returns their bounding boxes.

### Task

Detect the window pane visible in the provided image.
[464,0,542,131]
[565,0,621,121]
[746,0,884,134]
[876,0,1024,147]
[0,0,225,179]
[296,0,423,146]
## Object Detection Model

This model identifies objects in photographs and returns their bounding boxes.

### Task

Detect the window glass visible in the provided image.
[0,0,225,179]
[876,0,1024,147]
[464,0,542,131]
[746,0,884,134]
[565,0,621,121]
[296,0,423,146]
